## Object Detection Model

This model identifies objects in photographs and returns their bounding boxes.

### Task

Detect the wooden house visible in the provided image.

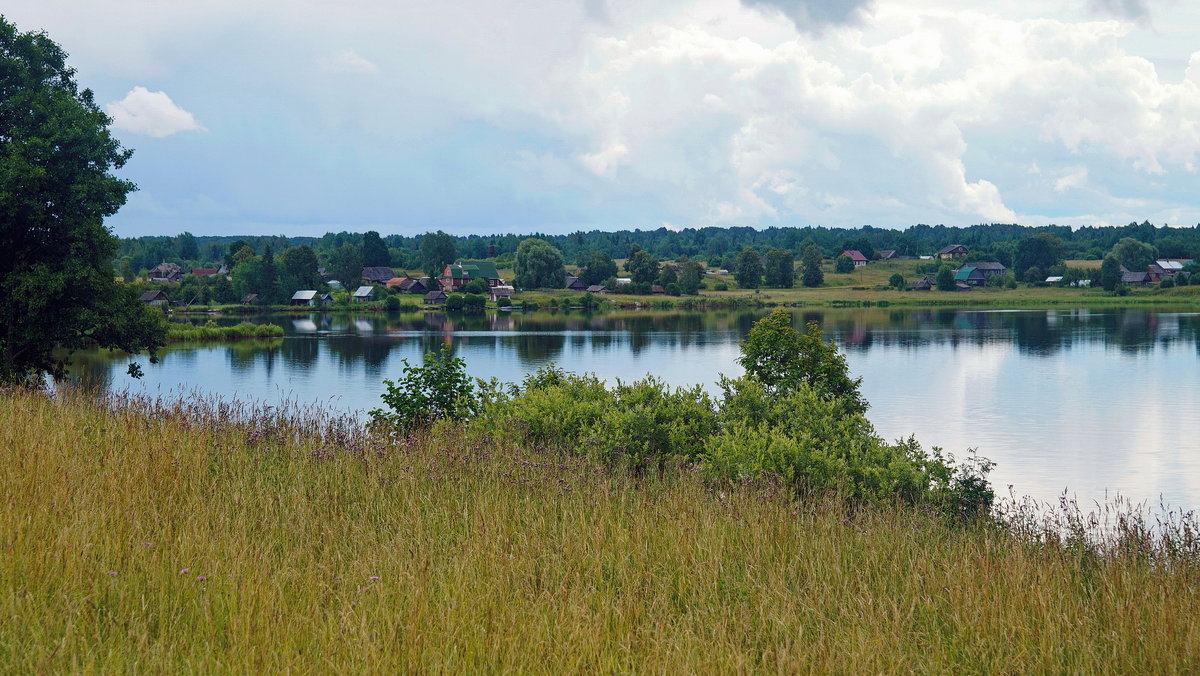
[839,250,869,267]
[240,293,260,306]
[565,275,587,291]
[937,245,969,260]
[953,266,987,287]
[361,267,396,285]
[290,290,322,306]
[423,289,448,305]
[139,290,169,306]
[352,286,378,303]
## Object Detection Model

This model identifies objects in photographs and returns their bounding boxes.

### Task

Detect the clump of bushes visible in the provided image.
[167,320,284,342]
[370,308,994,517]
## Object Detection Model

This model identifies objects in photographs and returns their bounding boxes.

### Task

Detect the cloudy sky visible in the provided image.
[6,0,1200,237]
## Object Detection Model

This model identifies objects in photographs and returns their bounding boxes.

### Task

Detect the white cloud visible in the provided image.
[106,87,205,138]
[320,49,378,73]
[1054,167,1089,192]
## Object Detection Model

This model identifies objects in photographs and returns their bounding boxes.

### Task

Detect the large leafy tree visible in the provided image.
[581,250,617,286]
[1013,233,1065,277]
[737,308,866,415]
[326,242,363,287]
[735,248,763,289]
[1110,237,1157,272]
[624,249,660,284]
[764,248,795,288]
[360,230,390,267]
[514,238,566,289]
[678,259,703,295]
[278,245,321,292]
[800,244,824,288]
[419,231,456,278]
[0,17,165,383]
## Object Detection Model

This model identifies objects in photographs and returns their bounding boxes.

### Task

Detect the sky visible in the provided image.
[5,0,1200,237]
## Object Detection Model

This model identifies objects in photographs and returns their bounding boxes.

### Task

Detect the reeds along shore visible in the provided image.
[3,389,1200,672]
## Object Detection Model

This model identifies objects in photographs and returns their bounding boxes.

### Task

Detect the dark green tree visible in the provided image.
[360,230,390,267]
[737,308,866,415]
[734,248,763,289]
[225,240,251,268]
[834,255,855,274]
[326,243,363,288]
[1014,233,1065,277]
[840,236,874,261]
[176,231,199,261]
[419,231,457,278]
[1100,255,1122,292]
[764,248,795,288]
[582,251,617,286]
[0,18,165,382]
[625,249,660,284]
[800,245,824,288]
[120,259,136,283]
[889,273,906,289]
[656,264,678,287]
[1110,237,1157,272]
[514,238,566,289]
[936,265,955,291]
[279,245,320,292]
[678,260,703,295]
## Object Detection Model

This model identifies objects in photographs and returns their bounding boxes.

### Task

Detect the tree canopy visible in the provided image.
[419,231,456,278]
[0,17,165,382]
[514,238,566,289]
[1110,237,1157,272]
[734,248,763,289]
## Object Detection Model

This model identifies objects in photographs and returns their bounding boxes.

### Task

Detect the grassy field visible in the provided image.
[3,389,1200,672]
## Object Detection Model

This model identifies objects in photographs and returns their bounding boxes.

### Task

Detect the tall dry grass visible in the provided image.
[2,388,1199,672]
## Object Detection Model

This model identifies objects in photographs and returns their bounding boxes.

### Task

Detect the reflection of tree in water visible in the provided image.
[325,335,394,373]
[512,331,565,364]
[280,336,320,369]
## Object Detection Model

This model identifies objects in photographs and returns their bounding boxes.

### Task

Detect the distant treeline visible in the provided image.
[115,221,1200,274]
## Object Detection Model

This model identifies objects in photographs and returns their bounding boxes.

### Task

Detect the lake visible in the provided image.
[68,307,1200,511]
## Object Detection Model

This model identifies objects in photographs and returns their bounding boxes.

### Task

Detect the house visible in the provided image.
[441,261,504,291]
[611,277,631,287]
[147,262,183,283]
[389,277,430,294]
[352,286,378,303]
[489,286,515,302]
[320,293,333,306]
[423,289,448,305]
[565,275,587,291]
[968,261,1007,278]
[586,285,610,294]
[191,267,219,278]
[139,290,169,306]
[1045,276,1064,285]
[953,266,987,287]
[839,250,869,267]
[650,285,666,294]
[290,290,323,307]
[909,278,932,291]
[1120,267,1150,285]
[877,250,897,260]
[361,267,396,284]
[937,245,969,260]
[1156,260,1185,275]
[240,293,260,305]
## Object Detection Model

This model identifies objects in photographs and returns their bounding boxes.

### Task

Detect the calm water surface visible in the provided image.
[71,308,1200,510]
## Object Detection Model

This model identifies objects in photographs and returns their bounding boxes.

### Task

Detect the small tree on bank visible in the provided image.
[936,265,955,291]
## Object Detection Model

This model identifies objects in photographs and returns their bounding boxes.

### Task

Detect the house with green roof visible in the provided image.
[441,260,504,291]
[953,266,987,287]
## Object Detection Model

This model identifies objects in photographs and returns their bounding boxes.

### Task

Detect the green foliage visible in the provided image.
[0,17,166,382]
[625,250,660,284]
[678,260,703,295]
[834,255,855,274]
[665,282,681,296]
[497,297,512,307]
[714,282,729,291]
[656,264,677,287]
[463,293,486,311]
[1160,276,1175,289]
[736,308,866,416]
[581,251,618,286]
[445,293,465,311]
[279,245,320,292]
[360,230,390,267]
[1100,255,1122,292]
[419,231,456,278]
[370,346,478,430]
[167,321,283,341]
[936,265,955,291]
[462,278,488,295]
[888,273,906,289]
[734,248,763,289]
[1110,237,1157,272]
[384,295,400,310]
[764,248,795,288]
[800,245,824,288]
[325,243,363,287]
[1014,233,1065,278]
[514,238,567,289]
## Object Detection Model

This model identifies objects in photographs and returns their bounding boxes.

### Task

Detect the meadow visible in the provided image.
[3,388,1200,672]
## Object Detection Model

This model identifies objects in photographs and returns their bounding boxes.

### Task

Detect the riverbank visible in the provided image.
[3,389,1198,672]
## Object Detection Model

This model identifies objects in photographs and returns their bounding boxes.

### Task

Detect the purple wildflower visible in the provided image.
[196,576,207,581]
[108,571,117,576]
[180,568,190,574]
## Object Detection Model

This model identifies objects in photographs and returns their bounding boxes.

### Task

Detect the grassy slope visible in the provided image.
[2,391,1198,672]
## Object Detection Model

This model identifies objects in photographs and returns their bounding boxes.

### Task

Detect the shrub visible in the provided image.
[445,293,466,311]
[888,273,905,289]
[370,346,478,430]
[714,282,729,291]
[497,297,512,307]
[1160,277,1175,289]
[835,255,855,274]
[464,293,486,311]
[384,295,400,310]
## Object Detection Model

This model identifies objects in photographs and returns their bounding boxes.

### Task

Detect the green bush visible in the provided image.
[464,293,486,311]
[714,282,729,291]
[888,273,905,289]
[384,295,400,310]
[497,297,512,307]
[445,293,466,311]
[370,346,478,430]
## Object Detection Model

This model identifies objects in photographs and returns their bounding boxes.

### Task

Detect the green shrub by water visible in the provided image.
[167,320,284,342]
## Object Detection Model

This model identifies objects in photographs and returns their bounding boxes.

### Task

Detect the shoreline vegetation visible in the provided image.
[165,320,284,342]
[4,384,1199,671]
